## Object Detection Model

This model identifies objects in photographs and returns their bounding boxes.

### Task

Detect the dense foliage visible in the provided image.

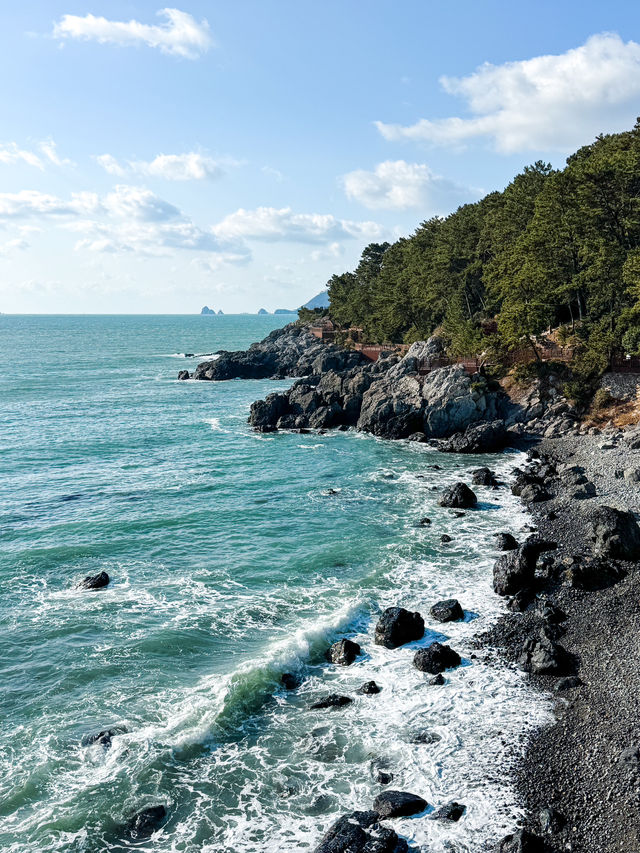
[325,122,640,381]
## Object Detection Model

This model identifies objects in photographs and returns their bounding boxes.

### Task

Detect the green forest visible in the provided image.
[320,121,640,395]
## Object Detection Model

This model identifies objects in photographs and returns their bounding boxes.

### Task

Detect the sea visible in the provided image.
[0,314,550,853]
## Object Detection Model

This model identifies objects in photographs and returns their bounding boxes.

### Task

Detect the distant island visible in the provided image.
[200,306,215,315]
[275,309,296,314]
[258,308,269,315]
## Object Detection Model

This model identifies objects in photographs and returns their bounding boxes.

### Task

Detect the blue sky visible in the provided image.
[1,1,639,313]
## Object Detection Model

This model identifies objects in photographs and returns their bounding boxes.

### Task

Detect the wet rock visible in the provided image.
[310,694,353,710]
[177,370,190,380]
[430,599,464,623]
[495,532,518,551]
[281,672,300,690]
[471,466,498,486]
[372,790,428,818]
[432,802,466,822]
[440,420,508,454]
[411,729,442,745]
[413,642,461,674]
[438,482,477,509]
[429,674,445,685]
[376,771,394,785]
[589,506,640,560]
[357,681,381,695]
[81,728,118,747]
[326,639,361,666]
[519,484,550,503]
[314,810,408,853]
[418,517,431,527]
[77,571,110,590]
[538,807,565,834]
[407,432,427,443]
[249,392,289,429]
[125,805,167,839]
[374,607,424,649]
[440,534,452,543]
[497,829,544,852]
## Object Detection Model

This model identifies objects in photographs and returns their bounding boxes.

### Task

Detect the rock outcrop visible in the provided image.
[413,642,461,674]
[313,810,408,853]
[589,506,640,560]
[372,791,428,818]
[374,607,424,649]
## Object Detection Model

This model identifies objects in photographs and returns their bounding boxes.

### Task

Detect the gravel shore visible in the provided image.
[483,428,640,853]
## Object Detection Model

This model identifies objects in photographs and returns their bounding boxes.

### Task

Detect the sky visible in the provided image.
[1,1,639,313]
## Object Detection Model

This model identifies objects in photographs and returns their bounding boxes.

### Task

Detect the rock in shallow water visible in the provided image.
[374,607,424,649]
[438,482,477,509]
[495,532,518,551]
[310,694,353,710]
[372,790,428,818]
[326,638,361,666]
[357,680,381,695]
[125,805,167,839]
[413,642,461,674]
[432,801,466,821]
[313,810,408,853]
[430,599,464,623]
[77,571,110,590]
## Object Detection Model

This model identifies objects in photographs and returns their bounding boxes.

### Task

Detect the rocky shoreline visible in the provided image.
[183,324,640,852]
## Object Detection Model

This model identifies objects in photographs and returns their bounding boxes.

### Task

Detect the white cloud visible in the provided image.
[343,160,474,211]
[95,154,126,176]
[211,206,383,243]
[53,8,213,59]
[0,140,72,170]
[102,184,182,222]
[376,33,640,153]
[0,190,91,218]
[97,151,223,180]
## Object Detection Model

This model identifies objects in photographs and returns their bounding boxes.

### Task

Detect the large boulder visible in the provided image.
[589,506,640,560]
[493,538,557,596]
[357,374,425,439]
[439,420,508,454]
[497,829,544,852]
[314,810,408,853]
[413,643,461,674]
[422,367,503,438]
[77,571,110,591]
[374,607,424,649]
[518,628,571,675]
[373,791,428,818]
[438,482,477,509]
[430,599,464,623]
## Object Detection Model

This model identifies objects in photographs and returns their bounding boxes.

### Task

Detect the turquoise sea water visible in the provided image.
[0,315,548,853]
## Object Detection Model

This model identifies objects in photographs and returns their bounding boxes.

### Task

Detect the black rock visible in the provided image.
[432,802,466,822]
[374,607,424,649]
[326,638,361,666]
[281,672,300,690]
[357,681,381,695]
[497,829,544,852]
[77,571,110,590]
[493,539,557,596]
[376,771,394,785]
[495,532,518,551]
[418,517,431,527]
[407,432,427,443]
[589,506,640,560]
[126,805,167,839]
[471,467,498,486]
[310,694,353,710]
[177,369,190,380]
[536,600,567,624]
[439,420,508,454]
[411,730,442,745]
[373,790,428,818]
[429,673,445,685]
[519,483,550,503]
[438,482,477,509]
[81,728,117,747]
[518,628,571,675]
[507,589,534,612]
[440,534,452,543]
[430,599,464,623]
[413,642,461,674]
[314,810,408,853]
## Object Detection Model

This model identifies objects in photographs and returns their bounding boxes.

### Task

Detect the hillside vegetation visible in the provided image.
[325,121,640,399]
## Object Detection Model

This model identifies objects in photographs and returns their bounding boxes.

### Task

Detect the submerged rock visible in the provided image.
[81,728,118,747]
[374,607,424,649]
[125,805,167,839]
[281,672,301,690]
[313,810,408,853]
[310,694,353,710]
[438,482,477,509]
[373,790,428,818]
[326,638,361,666]
[357,681,381,695]
[432,802,466,822]
[77,571,110,590]
[413,642,461,674]
[430,599,464,623]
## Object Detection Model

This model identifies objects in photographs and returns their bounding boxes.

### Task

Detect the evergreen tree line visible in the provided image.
[325,121,640,390]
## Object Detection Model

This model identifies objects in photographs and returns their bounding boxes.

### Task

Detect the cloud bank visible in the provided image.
[376,33,640,153]
[343,160,474,211]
